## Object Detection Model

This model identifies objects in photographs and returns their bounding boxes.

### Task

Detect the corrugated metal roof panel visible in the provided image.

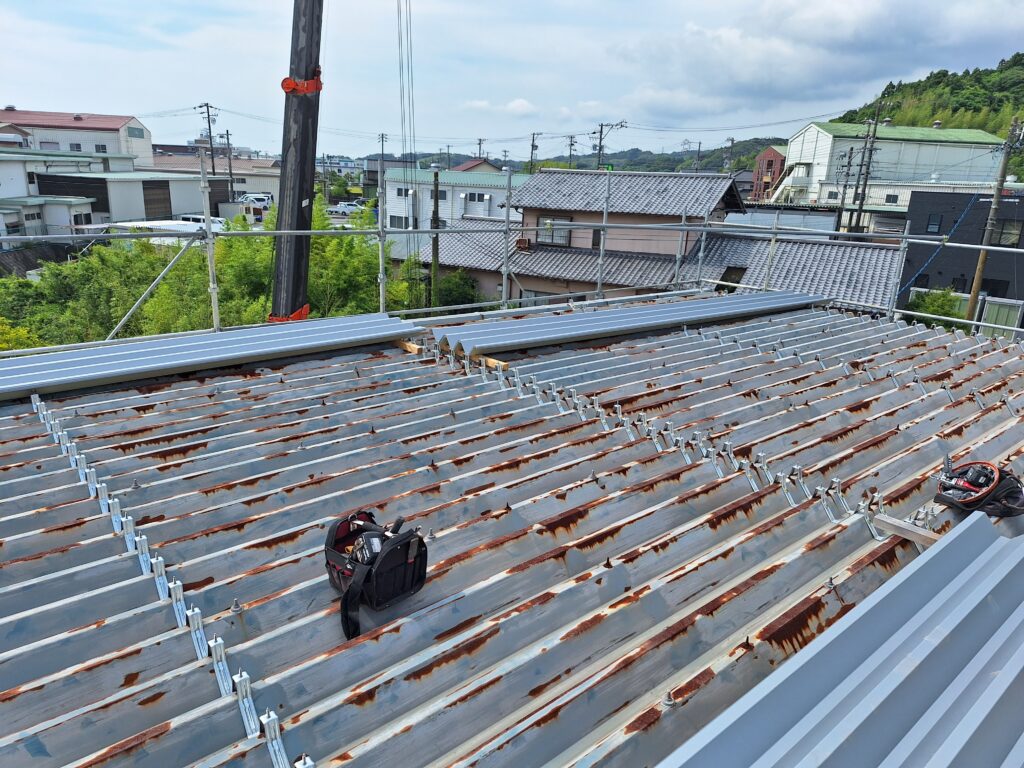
[433,292,827,355]
[1,300,1022,767]
[0,313,422,402]
[658,511,1024,768]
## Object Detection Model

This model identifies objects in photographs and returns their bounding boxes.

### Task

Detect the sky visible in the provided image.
[2,0,1023,161]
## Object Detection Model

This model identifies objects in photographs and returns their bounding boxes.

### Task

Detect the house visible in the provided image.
[0,106,154,164]
[140,154,282,203]
[731,169,755,200]
[361,158,418,199]
[751,145,787,202]
[899,188,1024,329]
[451,157,503,173]
[770,122,1003,220]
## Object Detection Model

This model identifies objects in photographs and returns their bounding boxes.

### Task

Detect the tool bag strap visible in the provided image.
[340,560,371,640]
[980,471,1024,518]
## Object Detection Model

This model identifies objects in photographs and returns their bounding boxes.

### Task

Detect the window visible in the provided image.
[592,229,602,248]
[95,144,107,153]
[233,177,247,184]
[951,275,968,293]
[389,215,410,228]
[884,193,899,204]
[395,187,409,197]
[981,278,1010,298]
[853,191,863,202]
[23,212,42,221]
[126,126,145,139]
[430,189,447,200]
[69,143,82,152]
[466,192,486,203]
[826,191,839,200]
[73,212,93,226]
[926,213,943,234]
[40,141,59,150]
[27,172,36,184]
[766,159,774,173]
[913,273,930,289]
[536,216,571,246]
[994,220,1023,247]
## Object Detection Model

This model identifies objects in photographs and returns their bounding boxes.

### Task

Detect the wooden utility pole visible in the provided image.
[270,0,324,321]
[220,129,235,200]
[852,101,884,232]
[198,103,217,175]
[477,138,485,158]
[966,116,1022,324]
[567,135,576,169]
[835,149,853,231]
[528,132,540,173]
[430,165,440,307]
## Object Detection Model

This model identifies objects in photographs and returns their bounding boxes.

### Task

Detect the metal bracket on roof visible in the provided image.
[96,483,110,515]
[477,359,488,381]
[719,440,739,472]
[941,384,956,404]
[462,358,472,376]
[30,393,40,413]
[814,486,840,522]
[814,354,826,371]
[109,497,123,533]
[260,709,291,768]
[887,370,901,389]
[122,516,137,553]
[67,442,79,469]
[169,580,187,628]
[971,389,986,411]
[788,465,811,500]
[862,495,887,541]
[86,467,98,498]
[445,352,456,369]
[708,452,725,479]
[753,452,775,485]
[209,636,233,696]
[136,534,152,574]
[826,477,852,515]
[911,374,928,397]
[233,671,261,738]
[740,460,759,491]
[294,754,316,768]
[778,474,796,506]
[1002,395,1019,417]
[187,606,209,660]
[511,368,524,397]
[57,430,69,455]
[792,351,805,364]
[152,556,169,600]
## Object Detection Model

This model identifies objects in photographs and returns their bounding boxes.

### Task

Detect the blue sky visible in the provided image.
[2,0,1022,160]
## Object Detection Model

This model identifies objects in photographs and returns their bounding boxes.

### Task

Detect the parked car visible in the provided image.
[238,193,273,210]
[327,202,362,216]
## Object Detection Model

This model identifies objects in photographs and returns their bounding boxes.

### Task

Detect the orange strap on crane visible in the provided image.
[281,66,323,95]
[268,303,310,323]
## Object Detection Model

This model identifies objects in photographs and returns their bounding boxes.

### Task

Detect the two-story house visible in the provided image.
[751,145,787,202]
[0,107,155,165]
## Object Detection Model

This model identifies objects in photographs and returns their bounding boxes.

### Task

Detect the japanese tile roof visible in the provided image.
[451,158,502,172]
[811,122,1003,145]
[0,109,136,131]
[510,169,746,216]
[1,297,1022,767]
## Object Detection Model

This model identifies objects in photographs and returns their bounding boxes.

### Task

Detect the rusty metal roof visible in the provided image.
[660,510,1024,768]
[1,299,1023,768]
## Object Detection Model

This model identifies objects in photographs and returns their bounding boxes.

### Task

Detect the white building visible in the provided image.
[142,155,281,202]
[0,107,154,165]
[383,168,528,230]
[771,122,1003,207]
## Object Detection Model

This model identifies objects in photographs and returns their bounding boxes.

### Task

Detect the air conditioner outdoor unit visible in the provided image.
[515,237,530,250]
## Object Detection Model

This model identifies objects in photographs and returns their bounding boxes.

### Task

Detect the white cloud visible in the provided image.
[463,99,539,117]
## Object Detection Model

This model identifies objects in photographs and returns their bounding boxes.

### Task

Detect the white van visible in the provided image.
[178,215,226,232]
[239,193,273,210]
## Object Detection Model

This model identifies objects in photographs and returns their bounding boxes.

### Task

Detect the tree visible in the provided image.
[0,315,41,351]
[906,287,968,331]
[437,269,481,307]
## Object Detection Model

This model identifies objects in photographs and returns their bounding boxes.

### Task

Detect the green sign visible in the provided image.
[599,163,614,171]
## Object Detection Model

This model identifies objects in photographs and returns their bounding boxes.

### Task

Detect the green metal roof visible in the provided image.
[0,146,135,160]
[812,122,1003,145]
[770,145,788,156]
[56,171,202,181]
[383,168,530,188]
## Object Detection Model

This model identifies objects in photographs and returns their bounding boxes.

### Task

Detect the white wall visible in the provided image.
[106,180,146,221]
[232,173,279,198]
[41,203,72,233]
[168,179,205,216]
[0,160,29,197]
[119,119,153,164]
[27,127,121,154]
[385,180,520,226]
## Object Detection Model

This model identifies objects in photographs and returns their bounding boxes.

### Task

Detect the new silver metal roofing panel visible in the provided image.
[657,510,1024,768]
[1,300,1022,768]
[433,291,827,355]
[0,313,421,401]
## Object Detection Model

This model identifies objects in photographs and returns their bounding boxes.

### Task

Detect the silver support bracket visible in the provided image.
[260,709,292,768]
[169,579,187,628]
[122,516,137,553]
[187,606,209,661]
[136,534,152,574]
[209,636,233,696]
[152,555,169,600]
[109,497,123,534]
[233,670,261,738]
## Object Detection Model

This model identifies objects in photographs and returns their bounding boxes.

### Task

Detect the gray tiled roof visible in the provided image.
[510,170,745,216]
[702,234,902,307]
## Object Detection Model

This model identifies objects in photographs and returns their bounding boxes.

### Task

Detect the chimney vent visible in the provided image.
[73,114,84,121]
[882,117,893,126]
[932,120,943,129]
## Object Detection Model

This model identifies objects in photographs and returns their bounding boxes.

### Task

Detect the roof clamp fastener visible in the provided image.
[169,579,188,628]
[152,555,169,600]
[815,354,826,371]
[512,369,524,397]
[941,384,956,404]
[30,393,41,413]
[662,690,678,708]
[187,606,209,661]
[753,452,775,485]
[720,440,739,471]
[912,375,928,396]
[789,465,811,500]
[827,477,852,515]
[445,352,456,369]
[136,534,152,574]
[863,494,886,541]
[708,451,725,479]
[76,453,89,483]
[1001,394,1018,417]
[972,389,986,411]
[67,442,79,469]
[814,486,839,523]
[462,358,472,376]
[96,482,110,515]
[232,670,261,738]
[86,467,98,498]
[208,636,233,696]
[109,497,123,533]
[57,430,70,455]
[740,459,759,491]
[260,709,291,768]
[294,755,316,768]
[478,359,488,381]
[122,515,138,552]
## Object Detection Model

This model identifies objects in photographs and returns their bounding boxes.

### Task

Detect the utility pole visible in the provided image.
[477,138,485,158]
[219,130,236,200]
[528,132,540,174]
[270,0,324,322]
[430,164,440,308]
[966,115,1022,324]
[835,150,853,231]
[501,149,509,165]
[567,135,577,169]
[846,142,868,232]
[593,120,626,169]
[377,140,387,312]
[501,165,512,308]
[852,100,885,232]
[445,144,451,170]
[723,137,735,172]
[695,140,702,171]
[596,169,611,298]
[198,103,217,175]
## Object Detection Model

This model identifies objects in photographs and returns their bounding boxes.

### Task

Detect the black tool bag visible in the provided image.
[935,462,1024,517]
[324,512,428,639]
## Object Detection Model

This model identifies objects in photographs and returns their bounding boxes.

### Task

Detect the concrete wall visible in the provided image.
[28,127,121,154]
[168,179,205,217]
[521,209,703,255]
[231,173,279,199]
[120,119,153,164]
[106,180,146,221]
[385,180,521,226]
[0,160,29,197]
